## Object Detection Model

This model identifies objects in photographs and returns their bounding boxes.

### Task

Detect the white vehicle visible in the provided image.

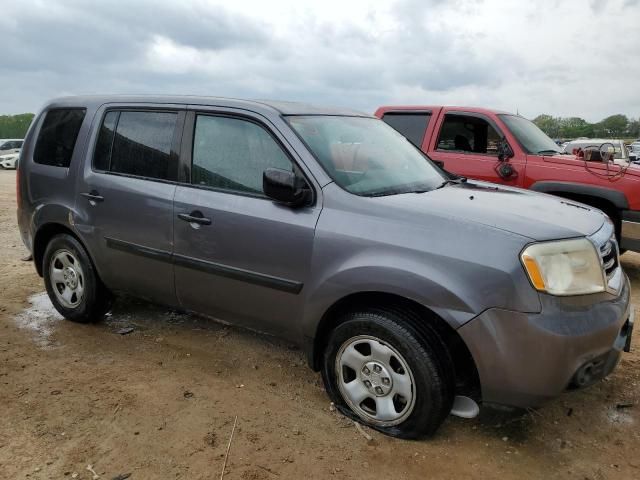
[563,138,630,166]
[0,151,20,169]
[0,139,23,156]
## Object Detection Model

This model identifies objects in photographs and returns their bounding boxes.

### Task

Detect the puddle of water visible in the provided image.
[605,406,635,426]
[13,292,63,349]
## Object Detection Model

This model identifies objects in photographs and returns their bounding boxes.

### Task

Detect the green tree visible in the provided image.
[626,119,640,138]
[557,117,593,138]
[533,114,560,138]
[531,113,636,140]
[0,113,35,138]
[594,114,628,137]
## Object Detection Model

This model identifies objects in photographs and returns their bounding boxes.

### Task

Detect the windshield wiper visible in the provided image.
[537,149,561,155]
[367,191,398,197]
[435,176,467,189]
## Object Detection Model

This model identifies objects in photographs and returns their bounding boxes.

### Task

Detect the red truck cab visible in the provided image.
[375,105,640,252]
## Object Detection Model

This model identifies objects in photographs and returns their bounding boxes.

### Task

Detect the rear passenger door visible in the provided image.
[172,109,321,338]
[75,106,185,305]
[428,111,524,186]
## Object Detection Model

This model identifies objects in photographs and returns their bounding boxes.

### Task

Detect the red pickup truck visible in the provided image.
[375,105,640,252]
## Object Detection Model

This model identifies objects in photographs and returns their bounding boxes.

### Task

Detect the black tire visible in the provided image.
[321,309,455,439]
[43,233,113,323]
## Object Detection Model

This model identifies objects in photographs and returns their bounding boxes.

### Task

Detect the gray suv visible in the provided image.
[17,96,633,438]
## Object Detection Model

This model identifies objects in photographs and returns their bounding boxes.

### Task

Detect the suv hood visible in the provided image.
[375,182,606,241]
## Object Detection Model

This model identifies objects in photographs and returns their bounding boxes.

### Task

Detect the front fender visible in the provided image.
[301,247,541,340]
[301,264,476,339]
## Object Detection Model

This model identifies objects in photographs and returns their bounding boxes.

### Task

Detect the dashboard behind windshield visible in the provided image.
[287,116,445,197]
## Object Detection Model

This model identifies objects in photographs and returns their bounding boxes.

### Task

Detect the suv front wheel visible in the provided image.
[43,234,112,323]
[321,310,454,438]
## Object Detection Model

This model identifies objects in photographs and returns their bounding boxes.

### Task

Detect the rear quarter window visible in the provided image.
[34,109,86,167]
[381,113,431,148]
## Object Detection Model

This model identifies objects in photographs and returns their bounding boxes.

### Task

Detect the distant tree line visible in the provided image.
[533,114,640,140]
[0,113,35,138]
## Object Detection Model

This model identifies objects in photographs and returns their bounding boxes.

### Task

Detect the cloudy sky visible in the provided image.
[1,0,638,121]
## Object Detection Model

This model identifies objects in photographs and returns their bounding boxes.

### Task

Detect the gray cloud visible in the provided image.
[0,0,638,121]
[0,0,269,72]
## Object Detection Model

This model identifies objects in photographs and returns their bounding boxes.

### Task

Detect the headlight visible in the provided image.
[521,238,604,295]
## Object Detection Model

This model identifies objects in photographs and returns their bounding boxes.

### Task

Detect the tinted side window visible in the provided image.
[382,113,431,148]
[436,114,501,155]
[34,109,86,167]
[109,111,177,180]
[93,111,119,171]
[192,115,292,195]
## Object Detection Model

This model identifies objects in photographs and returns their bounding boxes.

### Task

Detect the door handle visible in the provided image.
[178,212,212,226]
[80,191,104,203]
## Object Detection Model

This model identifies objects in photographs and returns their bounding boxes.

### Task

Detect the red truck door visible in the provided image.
[426,110,525,187]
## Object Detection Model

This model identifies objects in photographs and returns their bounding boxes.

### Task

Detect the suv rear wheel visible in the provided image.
[43,234,112,323]
[321,309,454,438]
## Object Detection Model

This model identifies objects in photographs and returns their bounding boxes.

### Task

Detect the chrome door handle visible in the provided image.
[81,191,104,202]
[178,212,212,226]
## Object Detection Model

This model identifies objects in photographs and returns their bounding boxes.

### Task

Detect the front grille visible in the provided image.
[599,236,619,281]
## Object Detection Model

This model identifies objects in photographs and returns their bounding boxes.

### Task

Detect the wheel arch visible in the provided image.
[308,291,481,400]
[33,223,97,278]
[530,181,626,239]
[529,181,628,211]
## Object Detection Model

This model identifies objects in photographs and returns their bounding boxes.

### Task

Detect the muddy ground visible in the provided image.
[0,169,638,480]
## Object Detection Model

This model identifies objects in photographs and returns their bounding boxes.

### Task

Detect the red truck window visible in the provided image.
[381,112,431,148]
[436,114,501,156]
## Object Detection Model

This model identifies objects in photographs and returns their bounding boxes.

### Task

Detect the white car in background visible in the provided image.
[0,139,23,155]
[562,138,631,165]
[0,151,20,169]
[0,139,23,170]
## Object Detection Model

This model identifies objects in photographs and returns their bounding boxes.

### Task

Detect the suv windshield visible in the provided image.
[499,114,562,155]
[288,116,445,196]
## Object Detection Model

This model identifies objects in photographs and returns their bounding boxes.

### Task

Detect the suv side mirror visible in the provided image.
[263,168,310,207]
[497,138,514,162]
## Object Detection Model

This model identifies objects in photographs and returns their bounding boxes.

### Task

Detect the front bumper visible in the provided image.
[458,274,632,408]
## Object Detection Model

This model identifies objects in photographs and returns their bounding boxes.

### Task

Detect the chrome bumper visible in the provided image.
[620,210,640,252]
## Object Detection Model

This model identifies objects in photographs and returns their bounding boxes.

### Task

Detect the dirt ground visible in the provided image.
[0,169,638,480]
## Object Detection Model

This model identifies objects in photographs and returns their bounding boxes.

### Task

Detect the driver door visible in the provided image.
[428,111,524,186]
[172,110,321,339]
